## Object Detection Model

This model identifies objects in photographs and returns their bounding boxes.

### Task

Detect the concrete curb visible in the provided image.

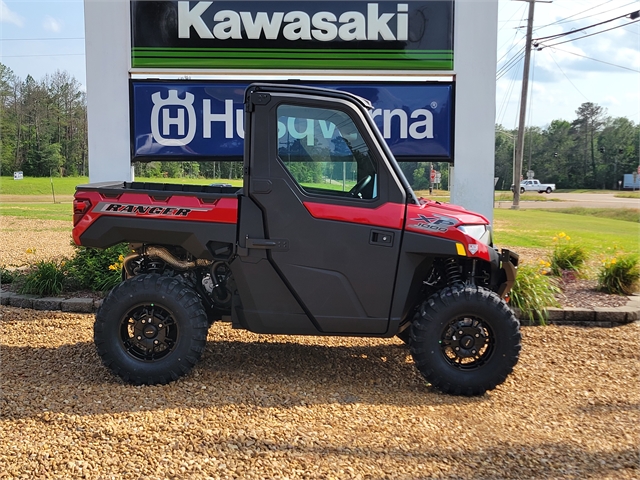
[2,290,639,327]
[516,306,639,328]
[1,291,102,313]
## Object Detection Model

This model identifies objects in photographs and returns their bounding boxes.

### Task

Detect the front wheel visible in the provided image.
[94,274,209,385]
[410,285,521,396]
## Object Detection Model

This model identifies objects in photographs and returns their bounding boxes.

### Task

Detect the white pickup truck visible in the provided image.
[511,179,556,194]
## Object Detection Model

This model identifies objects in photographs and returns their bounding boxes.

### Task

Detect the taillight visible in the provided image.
[73,199,91,226]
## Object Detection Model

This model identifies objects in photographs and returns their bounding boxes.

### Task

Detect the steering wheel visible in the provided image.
[348,175,372,198]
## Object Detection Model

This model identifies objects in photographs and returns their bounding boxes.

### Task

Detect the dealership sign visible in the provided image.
[131,81,453,160]
[131,1,454,70]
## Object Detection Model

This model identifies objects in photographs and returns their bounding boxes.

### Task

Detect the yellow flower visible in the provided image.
[611,258,617,264]
[108,264,117,271]
[565,235,570,241]
[552,237,558,242]
[26,248,34,254]
[118,254,125,262]
[558,232,566,238]
[61,261,66,267]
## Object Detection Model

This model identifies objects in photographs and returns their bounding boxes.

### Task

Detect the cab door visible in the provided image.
[232,85,406,335]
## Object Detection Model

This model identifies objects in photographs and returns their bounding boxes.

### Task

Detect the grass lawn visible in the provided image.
[555,189,618,194]
[0,176,241,196]
[539,207,639,223]
[493,209,639,254]
[494,192,559,202]
[615,192,640,199]
[0,203,73,222]
[0,176,89,195]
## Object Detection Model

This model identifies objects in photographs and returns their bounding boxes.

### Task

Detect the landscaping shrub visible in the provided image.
[66,243,129,292]
[549,232,587,276]
[1,268,14,284]
[598,254,640,295]
[510,263,561,325]
[19,260,67,296]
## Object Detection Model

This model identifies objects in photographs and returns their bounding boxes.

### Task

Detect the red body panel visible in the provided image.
[73,190,492,261]
[72,191,238,245]
[302,201,405,230]
[405,201,492,261]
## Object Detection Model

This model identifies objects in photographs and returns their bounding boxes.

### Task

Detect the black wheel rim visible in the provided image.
[119,303,178,361]
[439,315,494,370]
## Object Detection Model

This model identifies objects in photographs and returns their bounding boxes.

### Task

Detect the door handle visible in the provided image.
[370,230,394,247]
[245,236,289,251]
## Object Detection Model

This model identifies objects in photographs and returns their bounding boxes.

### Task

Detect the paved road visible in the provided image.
[495,192,639,209]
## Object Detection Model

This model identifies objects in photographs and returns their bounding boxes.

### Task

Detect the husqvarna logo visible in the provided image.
[151,90,197,146]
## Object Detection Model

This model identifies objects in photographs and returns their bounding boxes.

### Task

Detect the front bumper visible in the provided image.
[497,249,519,298]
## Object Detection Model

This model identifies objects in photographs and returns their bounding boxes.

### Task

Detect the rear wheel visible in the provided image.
[410,285,521,396]
[520,187,525,194]
[94,274,209,385]
[546,187,552,193]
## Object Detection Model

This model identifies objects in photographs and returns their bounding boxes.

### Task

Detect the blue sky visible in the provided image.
[1,0,638,127]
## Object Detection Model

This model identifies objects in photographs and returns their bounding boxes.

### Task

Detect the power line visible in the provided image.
[533,0,618,31]
[497,52,526,81]
[546,49,590,103]
[498,1,528,32]
[497,53,523,125]
[497,46,525,80]
[537,18,639,48]
[545,0,639,28]
[547,45,640,73]
[533,10,637,43]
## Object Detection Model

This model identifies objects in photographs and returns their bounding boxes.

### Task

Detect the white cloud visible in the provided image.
[602,95,621,107]
[43,15,62,33]
[0,0,24,27]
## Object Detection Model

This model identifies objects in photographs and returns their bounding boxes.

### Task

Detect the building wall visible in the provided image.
[85,0,132,183]
[451,0,499,222]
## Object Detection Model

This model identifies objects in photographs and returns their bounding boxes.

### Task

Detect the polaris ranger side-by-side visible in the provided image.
[73,84,520,396]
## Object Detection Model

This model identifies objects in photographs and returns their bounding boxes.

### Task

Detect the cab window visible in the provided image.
[276,104,378,200]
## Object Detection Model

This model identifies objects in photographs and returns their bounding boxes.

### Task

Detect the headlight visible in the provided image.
[458,225,492,245]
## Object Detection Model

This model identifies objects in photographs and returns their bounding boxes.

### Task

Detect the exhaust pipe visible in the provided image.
[123,246,212,277]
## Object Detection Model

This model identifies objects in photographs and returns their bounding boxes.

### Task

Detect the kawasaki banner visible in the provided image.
[131,1,454,70]
[131,81,453,161]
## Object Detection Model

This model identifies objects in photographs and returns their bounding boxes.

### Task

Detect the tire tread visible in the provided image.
[94,274,209,385]
[409,284,521,396]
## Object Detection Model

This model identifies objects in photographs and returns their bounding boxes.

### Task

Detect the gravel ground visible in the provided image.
[0,218,75,268]
[1,306,638,479]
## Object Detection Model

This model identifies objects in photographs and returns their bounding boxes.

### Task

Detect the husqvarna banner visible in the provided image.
[130,1,454,70]
[131,81,453,161]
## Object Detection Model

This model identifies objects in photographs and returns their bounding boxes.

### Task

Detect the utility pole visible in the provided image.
[511,0,551,209]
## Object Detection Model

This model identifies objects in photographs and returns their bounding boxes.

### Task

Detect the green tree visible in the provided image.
[571,102,606,188]
[598,117,638,189]
[495,126,515,190]
[539,120,575,188]
[0,63,87,177]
